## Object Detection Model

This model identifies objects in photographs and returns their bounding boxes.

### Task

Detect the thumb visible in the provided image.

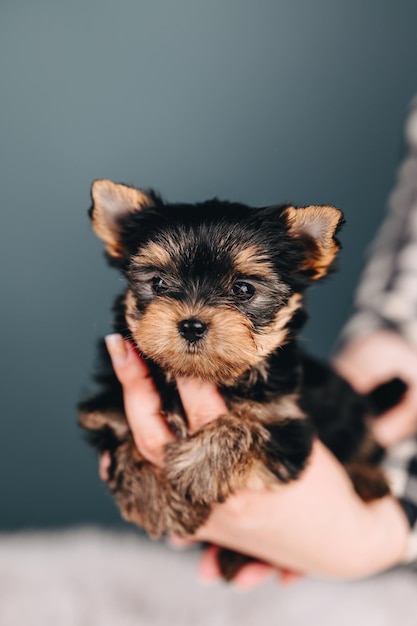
[105,334,175,465]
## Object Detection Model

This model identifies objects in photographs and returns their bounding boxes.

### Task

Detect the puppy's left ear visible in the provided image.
[281,205,344,279]
[89,179,154,258]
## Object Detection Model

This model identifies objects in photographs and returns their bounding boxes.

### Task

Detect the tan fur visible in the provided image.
[230,394,305,424]
[125,291,303,384]
[163,411,188,439]
[245,460,283,489]
[126,295,257,382]
[125,288,139,321]
[282,205,342,279]
[132,242,174,270]
[303,240,340,280]
[233,244,274,278]
[91,180,153,257]
[113,440,210,537]
[79,410,130,438]
[165,414,271,505]
[255,293,303,357]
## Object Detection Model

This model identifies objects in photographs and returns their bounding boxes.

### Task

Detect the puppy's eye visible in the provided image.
[231,281,256,300]
[151,276,169,295]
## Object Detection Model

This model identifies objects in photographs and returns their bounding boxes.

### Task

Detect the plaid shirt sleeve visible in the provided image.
[339,95,417,561]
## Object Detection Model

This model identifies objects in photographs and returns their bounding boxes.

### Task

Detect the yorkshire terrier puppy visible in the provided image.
[80,180,402,579]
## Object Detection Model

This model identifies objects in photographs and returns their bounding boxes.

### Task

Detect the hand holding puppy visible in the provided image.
[334,330,417,447]
[104,335,409,586]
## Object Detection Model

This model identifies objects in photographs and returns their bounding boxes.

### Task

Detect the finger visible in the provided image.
[372,389,417,446]
[105,334,175,465]
[334,331,417,393]
[176,378,228,433]
[198,545,276,589]
[198,544,223,582]
[232,561,276,589]
[278,568,305,586]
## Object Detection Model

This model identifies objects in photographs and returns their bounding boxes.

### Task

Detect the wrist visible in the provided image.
[342,496,409,578]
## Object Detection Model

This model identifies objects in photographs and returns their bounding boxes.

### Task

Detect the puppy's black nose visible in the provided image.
[178,319,208,343]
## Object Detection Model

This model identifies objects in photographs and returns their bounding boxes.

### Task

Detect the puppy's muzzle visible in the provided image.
[178,319,208,343]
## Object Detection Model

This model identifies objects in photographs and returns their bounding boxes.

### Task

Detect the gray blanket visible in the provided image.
[0,528,415,626]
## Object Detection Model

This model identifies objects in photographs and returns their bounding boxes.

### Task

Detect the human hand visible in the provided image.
[334,329,417,447]
[103,334,408,586]
[101,335,279,587]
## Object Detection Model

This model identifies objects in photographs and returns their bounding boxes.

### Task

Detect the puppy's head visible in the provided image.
[90,179,343,383]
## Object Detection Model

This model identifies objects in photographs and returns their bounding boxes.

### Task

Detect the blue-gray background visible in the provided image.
[1,0,416,530]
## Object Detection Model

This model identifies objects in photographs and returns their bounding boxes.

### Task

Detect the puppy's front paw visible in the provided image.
[164,415,269,505]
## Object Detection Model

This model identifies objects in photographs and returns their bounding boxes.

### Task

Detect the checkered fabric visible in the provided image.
[339,95,417,561]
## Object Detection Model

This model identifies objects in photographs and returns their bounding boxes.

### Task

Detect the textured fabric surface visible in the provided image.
[0,528,416,626]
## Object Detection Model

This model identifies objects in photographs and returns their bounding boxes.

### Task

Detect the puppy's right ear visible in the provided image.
[89,179,153,258]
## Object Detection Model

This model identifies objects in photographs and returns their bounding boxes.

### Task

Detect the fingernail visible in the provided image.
[105,334,129,366]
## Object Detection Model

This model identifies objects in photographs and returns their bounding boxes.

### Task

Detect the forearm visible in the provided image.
[349,495,409,578]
